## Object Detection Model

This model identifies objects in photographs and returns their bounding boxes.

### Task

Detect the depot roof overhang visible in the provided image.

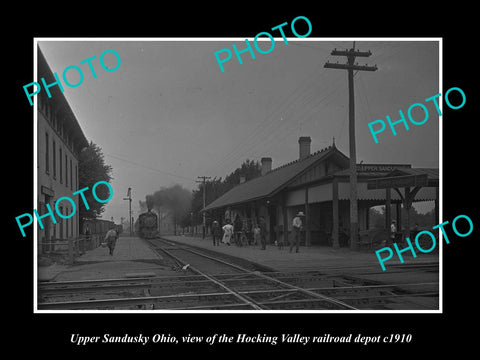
[366,168,439,190]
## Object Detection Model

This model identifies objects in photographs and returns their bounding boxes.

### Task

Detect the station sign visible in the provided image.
[367,174,428,190]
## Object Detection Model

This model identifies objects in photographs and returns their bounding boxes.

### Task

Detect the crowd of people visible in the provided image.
[210,211,305,253]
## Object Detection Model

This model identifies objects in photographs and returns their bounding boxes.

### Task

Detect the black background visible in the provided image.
[8,4,478,356]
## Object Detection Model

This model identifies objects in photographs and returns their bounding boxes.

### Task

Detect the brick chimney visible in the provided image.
[298,136,311,160]
[261,157,272,176]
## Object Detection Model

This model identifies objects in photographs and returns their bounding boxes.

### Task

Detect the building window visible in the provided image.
[45,132,49,174]
[70,159,73,190]
[65,154,68,187]
[59,148,63,183]
[65,208,69,238]
[59,206,63,239]
[52,140,56,179]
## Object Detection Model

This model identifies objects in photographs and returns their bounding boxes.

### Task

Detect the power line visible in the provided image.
[207,43,404,179]
[104,152,194,182]
[324,42,377,250]
[196,176,211,239]
[214,76,347,175]
[207,58,336,176]
[207,72,325,175]
[208,71,344,176]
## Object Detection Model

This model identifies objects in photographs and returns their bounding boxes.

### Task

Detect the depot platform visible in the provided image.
[161,234,439,273]
[37,236,171,282]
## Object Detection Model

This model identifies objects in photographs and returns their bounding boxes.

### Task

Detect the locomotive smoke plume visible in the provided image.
[146,195,154,212]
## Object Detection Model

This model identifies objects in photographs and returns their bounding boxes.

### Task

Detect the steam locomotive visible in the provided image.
[136,210,158,239]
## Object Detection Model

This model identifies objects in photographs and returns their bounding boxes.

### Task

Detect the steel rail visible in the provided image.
[37,270,341,298]
[152,240,266,310]
[37,270,351,290]
[41,279,437,300]
[157,239,438,308]
[38,282,151,294]
[39,274,205,286]
[155,238,358,310]
[37,281,439,310]
[38,291,241,310]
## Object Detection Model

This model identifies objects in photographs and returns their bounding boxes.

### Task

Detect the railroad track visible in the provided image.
[37,237,439,311]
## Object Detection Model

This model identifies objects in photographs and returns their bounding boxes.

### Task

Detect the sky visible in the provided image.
[37,38,440,223]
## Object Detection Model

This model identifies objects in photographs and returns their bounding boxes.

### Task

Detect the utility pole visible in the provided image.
[123,187,132,236]
[324,42,377,250]
[196,176,211,239]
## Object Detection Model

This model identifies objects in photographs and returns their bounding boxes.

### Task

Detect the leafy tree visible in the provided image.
[369,204,436,230]
[78,141,113,228]
[191,159,261,222]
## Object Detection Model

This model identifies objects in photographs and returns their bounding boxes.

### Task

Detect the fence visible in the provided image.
[40,233,107,264]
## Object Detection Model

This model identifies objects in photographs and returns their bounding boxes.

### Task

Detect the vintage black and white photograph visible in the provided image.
[34,38,440,312]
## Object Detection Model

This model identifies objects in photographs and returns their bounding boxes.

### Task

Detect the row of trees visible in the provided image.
[369,206,436,229]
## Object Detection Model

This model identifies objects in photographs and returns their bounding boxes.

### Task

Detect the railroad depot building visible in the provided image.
[36,47,89,254]
[203,136,438,248]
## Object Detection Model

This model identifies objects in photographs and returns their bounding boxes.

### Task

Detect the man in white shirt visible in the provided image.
[290,211,304,253]
[104,228,118,256]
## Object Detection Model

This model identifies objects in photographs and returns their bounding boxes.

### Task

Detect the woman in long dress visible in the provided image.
[222,219,233,246]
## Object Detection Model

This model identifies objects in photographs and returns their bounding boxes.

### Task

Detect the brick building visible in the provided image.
[36,47,89,254]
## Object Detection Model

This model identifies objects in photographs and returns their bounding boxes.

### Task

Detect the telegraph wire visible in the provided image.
[206,46,342,175]
[104,152,195,182]
[206,66,328,175]
[215,78,347,176]
[217,77,348,174]
[208,42,406,178]
[208,61,340,176]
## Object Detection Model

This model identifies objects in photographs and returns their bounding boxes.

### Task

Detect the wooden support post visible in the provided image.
[403,185,422,242]
[396,201,402,233]
[404,187,412,241]
[385,187,391,230]
[366,205,370,230]
[305,187,310,247]
[282,195,288,247]
[332,178,339,248]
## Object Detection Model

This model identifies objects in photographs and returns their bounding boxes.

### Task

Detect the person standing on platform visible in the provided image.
[233,214,243,246]
[212,220,221,246]
[259,216,267,250]
[390,220,397,245]
[104,227,118,256]
[222,219,233,246]
[290,212,304,253]
[253,222,261,246]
